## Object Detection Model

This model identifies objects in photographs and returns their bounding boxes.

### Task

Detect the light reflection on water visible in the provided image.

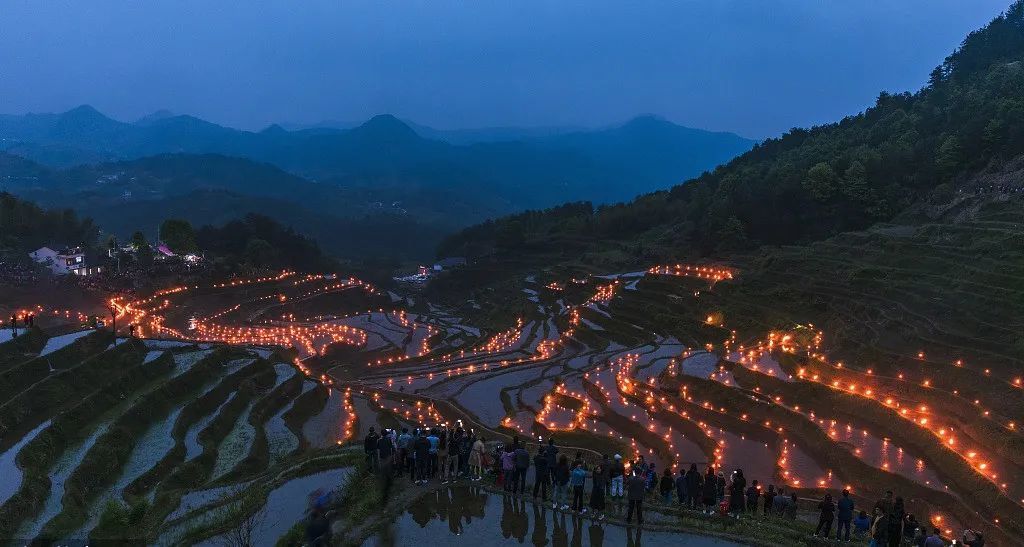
[365,486,743,547]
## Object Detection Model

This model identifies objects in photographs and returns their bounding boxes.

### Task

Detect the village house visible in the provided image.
[28,245,103,276]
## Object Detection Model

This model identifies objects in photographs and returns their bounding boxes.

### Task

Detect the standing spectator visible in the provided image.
[836,489,854,541]
[745,480,760,514]
[532,447,549,501]
[625,471,646,525]
[886,498,906,547]
[377,429,395,477]
[501,446,516,491]
[609,454,625,503]
[599,454,611,493]
[658,468,674,504]
[814,493,835,537]
[785,493,798,520]
[590,463,607,520]
[408,429,421,484]
[513,443,531,494]
[427,429,440,477]
[363,427,380,472]
[685,464,703,509]
[396,428,412,477]
[544,438,559,483]
[552,455,571,510]
[762,484,776,516]
[728,469,746,517]
[437,430,450,483]
[644,462,657,493]
[570,462,588,512]
[469,435,485,481]
[458,430,468,477]
[701,467,718,514]
[870,507,889,547]
[675,468,688,506]
[771,487,788,516]
[413,430,430,485]
[716,471,726,502]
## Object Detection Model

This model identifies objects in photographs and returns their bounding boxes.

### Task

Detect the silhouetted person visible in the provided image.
[364,427,380,471]
[836,488,855,541]
[685,463,702,508]
[701,467,717,514]
[814,493,835,537]
[675,468,688,505]
[886,498,906,547]
[728,469,746,516]
[532,448,549,500]
[762,484,776,516]
[625,471,646,525]
[513,443,530,494]
[745,480,760,513]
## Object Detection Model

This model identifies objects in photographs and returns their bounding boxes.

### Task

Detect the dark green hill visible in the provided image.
[439,1,1024,263]
[0,192,97,251]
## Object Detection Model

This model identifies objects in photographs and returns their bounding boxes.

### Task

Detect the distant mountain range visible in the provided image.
[0,106,753,260]
[0,106,753,204]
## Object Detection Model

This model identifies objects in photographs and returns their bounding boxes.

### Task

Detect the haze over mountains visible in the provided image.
[0,106,752,259]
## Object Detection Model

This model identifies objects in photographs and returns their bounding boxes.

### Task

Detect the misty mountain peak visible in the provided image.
[59,104,112,123]
[260,123,289,136]
[349,114,420,141]
[50,104,125,138]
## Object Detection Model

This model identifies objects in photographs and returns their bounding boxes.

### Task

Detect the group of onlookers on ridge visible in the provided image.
[363,428,984,546]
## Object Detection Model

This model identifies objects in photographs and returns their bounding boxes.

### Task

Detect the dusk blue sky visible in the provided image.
[0,1,1011,138]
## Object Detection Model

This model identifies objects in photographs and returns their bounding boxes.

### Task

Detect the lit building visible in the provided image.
[29,245,102,276]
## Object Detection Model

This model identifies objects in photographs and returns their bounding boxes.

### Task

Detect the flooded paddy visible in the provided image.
[365,486,743,547]
[303,387,346,448]
[185,393,237,461]
[195,467,352,547]
[211,403,256,480]
[0,420,52,505]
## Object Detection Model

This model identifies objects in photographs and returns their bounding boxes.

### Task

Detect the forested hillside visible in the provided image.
[196,213,339,272]
[439,1,1024,261]
[0,192,97,251]
[1,153,462,260]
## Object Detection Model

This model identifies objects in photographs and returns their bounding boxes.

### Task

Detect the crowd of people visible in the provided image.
[362,424,489,486]
[362,429,984,546]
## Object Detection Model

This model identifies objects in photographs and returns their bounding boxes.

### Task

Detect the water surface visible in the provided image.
[366,486,743,547]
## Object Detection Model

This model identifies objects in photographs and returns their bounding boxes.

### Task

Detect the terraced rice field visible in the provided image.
[0,326,356,544]
[3,209,1023,544]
